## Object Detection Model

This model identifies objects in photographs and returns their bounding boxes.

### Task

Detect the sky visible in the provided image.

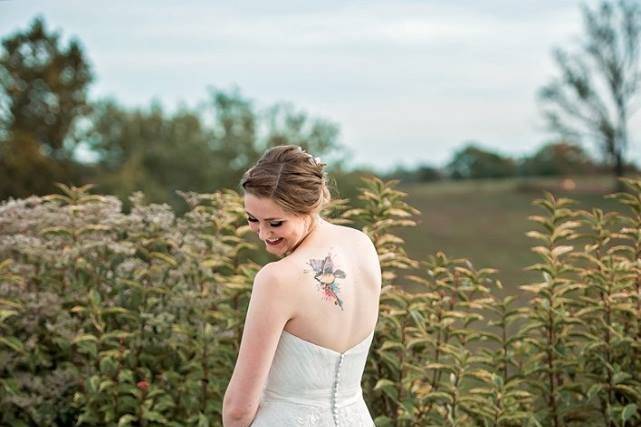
[2,0,640,173]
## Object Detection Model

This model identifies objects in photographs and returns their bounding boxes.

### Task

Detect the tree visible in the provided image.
[205,87,261,190]
[263,102,344,169]
[384,163,442,183]
[86,88,347,210]
[446,143,516,180]
[87,99,219,209]
[538,0,641,189]
[0,16,93,198]
[519,140,597,176]
[203,87,345,189]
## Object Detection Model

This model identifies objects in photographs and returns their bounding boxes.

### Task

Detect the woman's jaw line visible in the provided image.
[262,215,324,256]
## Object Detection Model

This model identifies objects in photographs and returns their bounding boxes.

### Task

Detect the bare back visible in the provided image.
[274,221,381,353]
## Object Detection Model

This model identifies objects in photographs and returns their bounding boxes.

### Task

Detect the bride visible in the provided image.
[222,145,381,426]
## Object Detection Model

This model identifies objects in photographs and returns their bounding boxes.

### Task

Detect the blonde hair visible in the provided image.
[240,145,331,216]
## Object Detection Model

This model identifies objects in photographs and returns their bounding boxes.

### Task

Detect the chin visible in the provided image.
[266,244,285,255]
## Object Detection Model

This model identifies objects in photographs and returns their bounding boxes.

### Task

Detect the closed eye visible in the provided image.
[246,217,283,228]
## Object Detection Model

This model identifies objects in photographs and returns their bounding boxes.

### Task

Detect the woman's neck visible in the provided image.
[285,215,324,257]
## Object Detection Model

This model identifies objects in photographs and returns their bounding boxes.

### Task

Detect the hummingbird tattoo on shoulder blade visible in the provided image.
[305,253,346,311]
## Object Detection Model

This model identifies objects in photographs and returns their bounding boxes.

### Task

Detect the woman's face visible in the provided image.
[244,193,310,257]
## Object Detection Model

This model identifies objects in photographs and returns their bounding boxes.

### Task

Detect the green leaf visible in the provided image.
[379,341,405,352]
[377,351,401,372]
[0,336,25,353]
[40,226,73,238]
[614,384,641,400]
[99,379,116,392]
[99,356,118,375]
[0,309,18,322]
[73,333,98,343]
[424,391,453,405]
[118,369,135,383]
[374,379,396,391]
[142,410,168,423]
[551,245,573,257]
[151,251,178,268]
[197,412,209,427]
[613,371,631,385]
[374,379,399,401]
[621,404,638,423]
[118,414,138,427]
[373,415,393,427]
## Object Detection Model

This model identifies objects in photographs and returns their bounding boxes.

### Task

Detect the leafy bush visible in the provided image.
[1,177,640,426]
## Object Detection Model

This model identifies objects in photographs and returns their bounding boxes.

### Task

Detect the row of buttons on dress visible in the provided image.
[332,353,345,426]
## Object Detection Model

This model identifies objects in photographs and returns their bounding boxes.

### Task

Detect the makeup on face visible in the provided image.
[243,193,313,256]
[244,209,290,252]
[245,194,293,253]
[245,214,285,229]
[245,213,287,243]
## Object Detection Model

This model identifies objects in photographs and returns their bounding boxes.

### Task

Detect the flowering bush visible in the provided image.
[0,185,257,426]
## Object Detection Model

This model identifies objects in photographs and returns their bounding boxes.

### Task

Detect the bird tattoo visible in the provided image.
[306,254,346,311]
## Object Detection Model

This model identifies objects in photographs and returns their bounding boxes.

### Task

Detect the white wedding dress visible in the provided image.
[250,328,376,426]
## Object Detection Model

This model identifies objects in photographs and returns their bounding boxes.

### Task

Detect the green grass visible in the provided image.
[394,174,629,298]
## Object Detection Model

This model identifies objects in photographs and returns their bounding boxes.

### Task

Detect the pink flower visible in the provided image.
[137,380,150,392]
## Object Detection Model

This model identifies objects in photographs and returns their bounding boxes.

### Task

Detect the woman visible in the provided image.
[222,145,381,426]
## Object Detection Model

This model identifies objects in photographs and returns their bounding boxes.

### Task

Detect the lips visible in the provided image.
[265,238,283,246]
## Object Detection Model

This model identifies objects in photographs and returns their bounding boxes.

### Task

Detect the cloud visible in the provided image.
[4,0,638,171]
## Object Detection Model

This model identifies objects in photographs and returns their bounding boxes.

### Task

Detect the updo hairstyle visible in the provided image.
[240,145,331,216]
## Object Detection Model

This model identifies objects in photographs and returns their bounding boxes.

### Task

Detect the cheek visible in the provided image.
[286,225,302,240]
[270,226,289,239]
[248,222,259,233]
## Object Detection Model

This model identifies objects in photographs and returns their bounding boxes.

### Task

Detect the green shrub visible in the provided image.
[1,178,640,426]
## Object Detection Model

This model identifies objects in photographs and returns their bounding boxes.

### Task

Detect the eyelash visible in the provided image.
[247,218,283,227]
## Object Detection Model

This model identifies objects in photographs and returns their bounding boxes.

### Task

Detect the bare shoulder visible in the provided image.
[254,260,293,284]
[255,258,300,291]
[333,224,377,254]
[254,262,278,283]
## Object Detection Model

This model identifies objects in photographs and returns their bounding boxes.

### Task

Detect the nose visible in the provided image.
[258,226,269,241]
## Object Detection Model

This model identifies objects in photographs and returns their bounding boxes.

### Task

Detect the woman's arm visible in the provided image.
[222,263,294,426]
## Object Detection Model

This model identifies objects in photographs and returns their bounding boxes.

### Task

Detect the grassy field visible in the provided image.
[394,174,629,299]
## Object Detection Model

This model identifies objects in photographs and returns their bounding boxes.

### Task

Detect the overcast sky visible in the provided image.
[2,0,640,172]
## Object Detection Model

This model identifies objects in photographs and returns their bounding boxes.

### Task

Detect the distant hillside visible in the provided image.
[395,175,629,298]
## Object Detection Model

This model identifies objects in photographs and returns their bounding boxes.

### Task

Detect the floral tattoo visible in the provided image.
[306,254,345,311]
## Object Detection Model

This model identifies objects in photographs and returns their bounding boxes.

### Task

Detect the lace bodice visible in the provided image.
[249,329,376,427]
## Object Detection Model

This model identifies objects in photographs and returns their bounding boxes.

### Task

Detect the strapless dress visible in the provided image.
[249,328,376,426]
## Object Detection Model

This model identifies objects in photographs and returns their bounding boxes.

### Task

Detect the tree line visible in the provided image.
[0,17,348,210]
[386,0,641,186]
[2,0,640,206]
[384,140,638,184]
